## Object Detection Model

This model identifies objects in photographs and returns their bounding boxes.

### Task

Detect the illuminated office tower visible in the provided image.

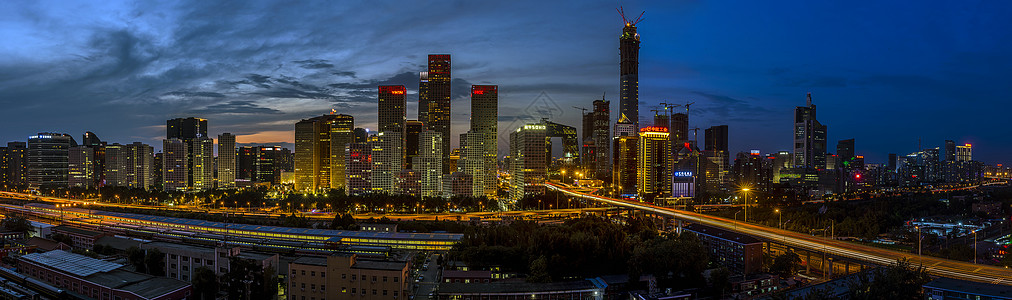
[793,93,828,169]
[68,146,94,188]
[590,99,610,177]
[396,170,420,196]
[637,126,670,199]
[191,137,214,191]
[379,85,407,174]
[704,125,730,193]
[162,139,188,192]
[509,124,547,201]
[422,55,452,173]
[81,131,106,187]
[461,131,490,197]
[27,133,75,189]
[405,120,424,169]
[294,113,354,191]
[613,114,637,196]
[956,143,972,162]
[106,142,154,190]
[345,142,371,196]
[1,142,28,187]
[217,133,236,188]
[467,85,498,198]
[370,132,402,194]
[418,131,443,197]
[165,117,208,190]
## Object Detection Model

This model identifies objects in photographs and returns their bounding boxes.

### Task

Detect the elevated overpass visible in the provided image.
[546,182,1011,285]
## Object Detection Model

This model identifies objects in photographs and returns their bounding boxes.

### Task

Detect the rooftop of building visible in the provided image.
[439,280,600,294]
[21,250,190,299]
[442,270,491,278]
[291,256,328,267]
[683,224,763,245]
[21,250,122,277]
[87,268,190,299]
[24,237,68,252]
[353,259,408,271]
[923,277,1012,298]
[95,236,143,251]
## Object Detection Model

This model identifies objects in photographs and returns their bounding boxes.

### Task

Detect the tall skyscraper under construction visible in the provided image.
[619,8,643,128]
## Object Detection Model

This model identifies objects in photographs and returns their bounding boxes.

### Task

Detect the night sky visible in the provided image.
[2,1,1010,164]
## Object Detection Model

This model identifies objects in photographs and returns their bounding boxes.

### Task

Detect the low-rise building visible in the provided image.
[18,250,192,300]
[683,224,764,275]
[52,225,106,250]
[288,253,409,300]
[923,277,1012,300]
[141,242,279,282]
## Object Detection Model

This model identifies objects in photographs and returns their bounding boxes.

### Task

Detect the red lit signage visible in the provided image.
[390,90,404,95]
[640,126,668,133]
[473,89,484,95]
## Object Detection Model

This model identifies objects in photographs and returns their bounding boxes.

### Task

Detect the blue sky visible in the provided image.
[1,0,1010,164]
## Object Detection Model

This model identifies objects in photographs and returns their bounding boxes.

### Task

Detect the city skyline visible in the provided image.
[2,1,1011,164]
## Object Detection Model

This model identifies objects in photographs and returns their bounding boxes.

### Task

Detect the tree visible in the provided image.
[127,246,146,273]
[769,251,802,277]
[192,266,219,300]
[527,255,550,283]
[145,248,165,276]
[708,267,731,297]
[224,257,272,300]
[1,214,31,233]
[849,259,931,300]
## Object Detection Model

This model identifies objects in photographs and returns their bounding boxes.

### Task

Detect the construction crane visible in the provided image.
[659,102,681,116]
[683,101,696,115]
[689,127,701,146]
[573,106,589,116]
[617,6,645,26]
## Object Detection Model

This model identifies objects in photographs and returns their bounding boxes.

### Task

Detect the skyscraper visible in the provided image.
[836,138,855,169]
[619,17,641,128]
[166,117,208,140]
[704,125,730,193]
[81,131,106,187]
[1,142,27,187]
[164,117,210,191]
[162,139,188,192]
[944,140,956,161]
[27,133,76,189]
[191,137,214,191]
[378,85,407,134]
[637,127,670,199]
[345,142,371,195]
[590,99,611,177]
[418,131,443,197]
[956,143,972,162]
[405,120,424,170]
[370,131,402,194]
[218,133,236,188]
[613,114,637,196]
[106,142,154,190]
[423,55,452,173]
[466,85,498,198]
[509,124,547,201]
[294,114,354,191]
[68,146,94,188]
[793,93,828,169]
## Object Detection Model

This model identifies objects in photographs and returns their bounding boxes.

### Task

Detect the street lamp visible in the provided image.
[973,230,977,264]
[775,209,781,229]
[915,226,922,258]
[741,188,751,224]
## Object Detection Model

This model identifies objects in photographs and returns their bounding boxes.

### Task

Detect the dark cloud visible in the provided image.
[193,100,283,114]
[163,91,226,98]
[293,59,334,69]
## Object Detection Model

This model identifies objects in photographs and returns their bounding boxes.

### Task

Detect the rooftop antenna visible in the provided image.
[617,6,645,26]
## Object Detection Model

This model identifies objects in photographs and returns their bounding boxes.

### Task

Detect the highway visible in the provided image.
[545,182,1012,286]
[0,190,610,222]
